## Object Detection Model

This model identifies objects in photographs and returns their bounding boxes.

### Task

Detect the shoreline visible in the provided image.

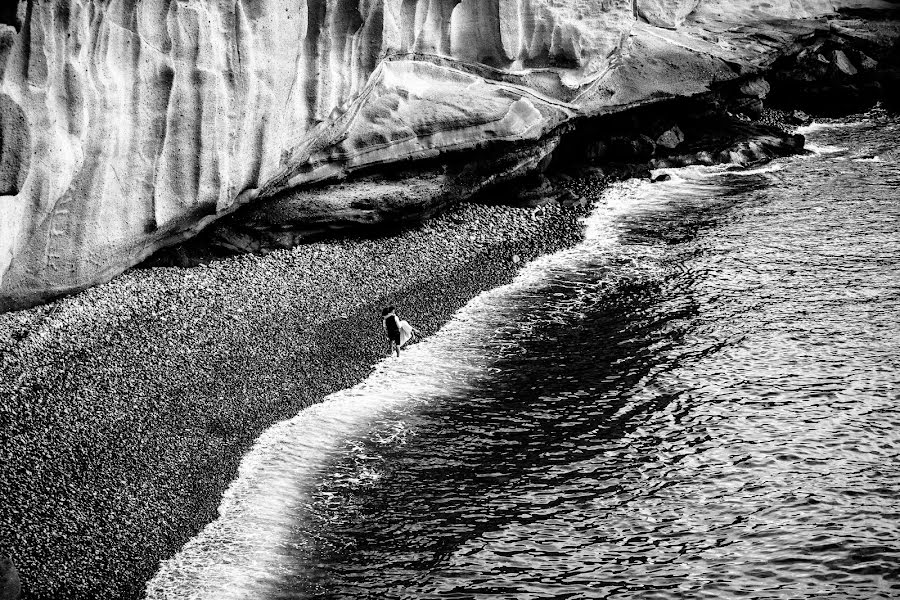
[0,104,839,599]
[0,200,589,599]
[0,99,891,597]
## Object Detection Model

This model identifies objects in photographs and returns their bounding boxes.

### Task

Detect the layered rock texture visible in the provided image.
[0,0,896,310]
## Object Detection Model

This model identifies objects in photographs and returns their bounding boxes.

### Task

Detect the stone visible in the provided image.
[738,77,772,99]
[733,97,765,119]
[0,0,895,310]
[789,109,812,124]
[0,556,20,600]
[510,175,564,208]
[656,126,686,150]
[832,49,859,75]
[556,190,584,207]
[652,173,673,182]
[856,51,879,71]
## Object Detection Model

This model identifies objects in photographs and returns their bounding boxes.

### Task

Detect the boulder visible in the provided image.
[656,126,686,150]
[557,190,588,208]
[510,176,563,208]
[219,132,562,247]
[855,52,879,71]
[832,49,859,75]
[739,77,772,98]
[789,109,813,124]
[733,97,765,119]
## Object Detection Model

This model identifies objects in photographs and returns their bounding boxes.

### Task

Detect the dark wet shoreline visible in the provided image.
[0,201,588,600]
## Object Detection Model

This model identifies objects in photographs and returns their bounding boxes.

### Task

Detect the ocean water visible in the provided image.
[147,112,900,600]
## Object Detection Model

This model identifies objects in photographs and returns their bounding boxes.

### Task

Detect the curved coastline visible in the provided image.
[3,91,900,600]
[0,201,587,599]
[0,104,852,599]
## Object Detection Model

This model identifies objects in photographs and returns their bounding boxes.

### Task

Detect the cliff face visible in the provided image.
[0,0,889,309]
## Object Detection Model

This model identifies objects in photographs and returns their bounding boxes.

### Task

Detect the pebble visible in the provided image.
[0,199,586,600]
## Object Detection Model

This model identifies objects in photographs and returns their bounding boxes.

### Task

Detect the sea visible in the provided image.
[146,111,900,600]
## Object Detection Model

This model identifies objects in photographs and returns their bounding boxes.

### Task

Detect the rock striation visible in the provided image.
[0,0,896,310]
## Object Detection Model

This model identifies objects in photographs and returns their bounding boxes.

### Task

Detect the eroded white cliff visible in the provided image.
[0,0,891,309]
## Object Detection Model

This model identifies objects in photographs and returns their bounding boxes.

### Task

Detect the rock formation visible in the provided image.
[767,12,900,115]
[0,0,896,310]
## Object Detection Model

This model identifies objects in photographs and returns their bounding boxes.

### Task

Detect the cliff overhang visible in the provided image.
[1,0,899,311]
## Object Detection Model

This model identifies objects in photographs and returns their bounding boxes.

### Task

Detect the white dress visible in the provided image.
[398,320,414,347]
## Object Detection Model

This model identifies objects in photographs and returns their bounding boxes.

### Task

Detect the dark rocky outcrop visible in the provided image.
[154,19,900,264]
[487,91,803,211]
[149,85,806,262]
[767,13,900,115]
[200,135,562,255]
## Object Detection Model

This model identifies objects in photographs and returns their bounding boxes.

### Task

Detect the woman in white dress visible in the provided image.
[381,306,417,357]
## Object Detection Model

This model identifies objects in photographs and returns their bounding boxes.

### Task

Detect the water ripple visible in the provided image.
[149,113,900,600]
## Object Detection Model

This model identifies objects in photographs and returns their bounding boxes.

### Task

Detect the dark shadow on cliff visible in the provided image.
[0,1,21,31]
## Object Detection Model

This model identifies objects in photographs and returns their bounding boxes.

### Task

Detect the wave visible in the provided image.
[804,142,849,155]
[796,120,866,135]
[651,163,783,184]
[144,162,773,599]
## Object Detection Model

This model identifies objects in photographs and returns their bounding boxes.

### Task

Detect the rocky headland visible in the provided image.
[1,2,900,599]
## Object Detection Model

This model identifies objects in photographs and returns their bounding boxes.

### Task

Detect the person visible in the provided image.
[382,306,402,357]
[382,306,418,357]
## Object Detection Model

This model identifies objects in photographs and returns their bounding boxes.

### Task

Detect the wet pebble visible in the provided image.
[0,198,589,599]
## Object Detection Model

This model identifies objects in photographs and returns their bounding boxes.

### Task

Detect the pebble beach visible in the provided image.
[0,104,808,600]
[0,198,591,600]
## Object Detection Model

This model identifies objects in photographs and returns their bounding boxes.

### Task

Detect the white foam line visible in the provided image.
[805,143,849,155]
[146,333,491,599]
[796,120,866,135]
[651,162,784,183]
[146,239,606,599]
[724,163,784,176]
